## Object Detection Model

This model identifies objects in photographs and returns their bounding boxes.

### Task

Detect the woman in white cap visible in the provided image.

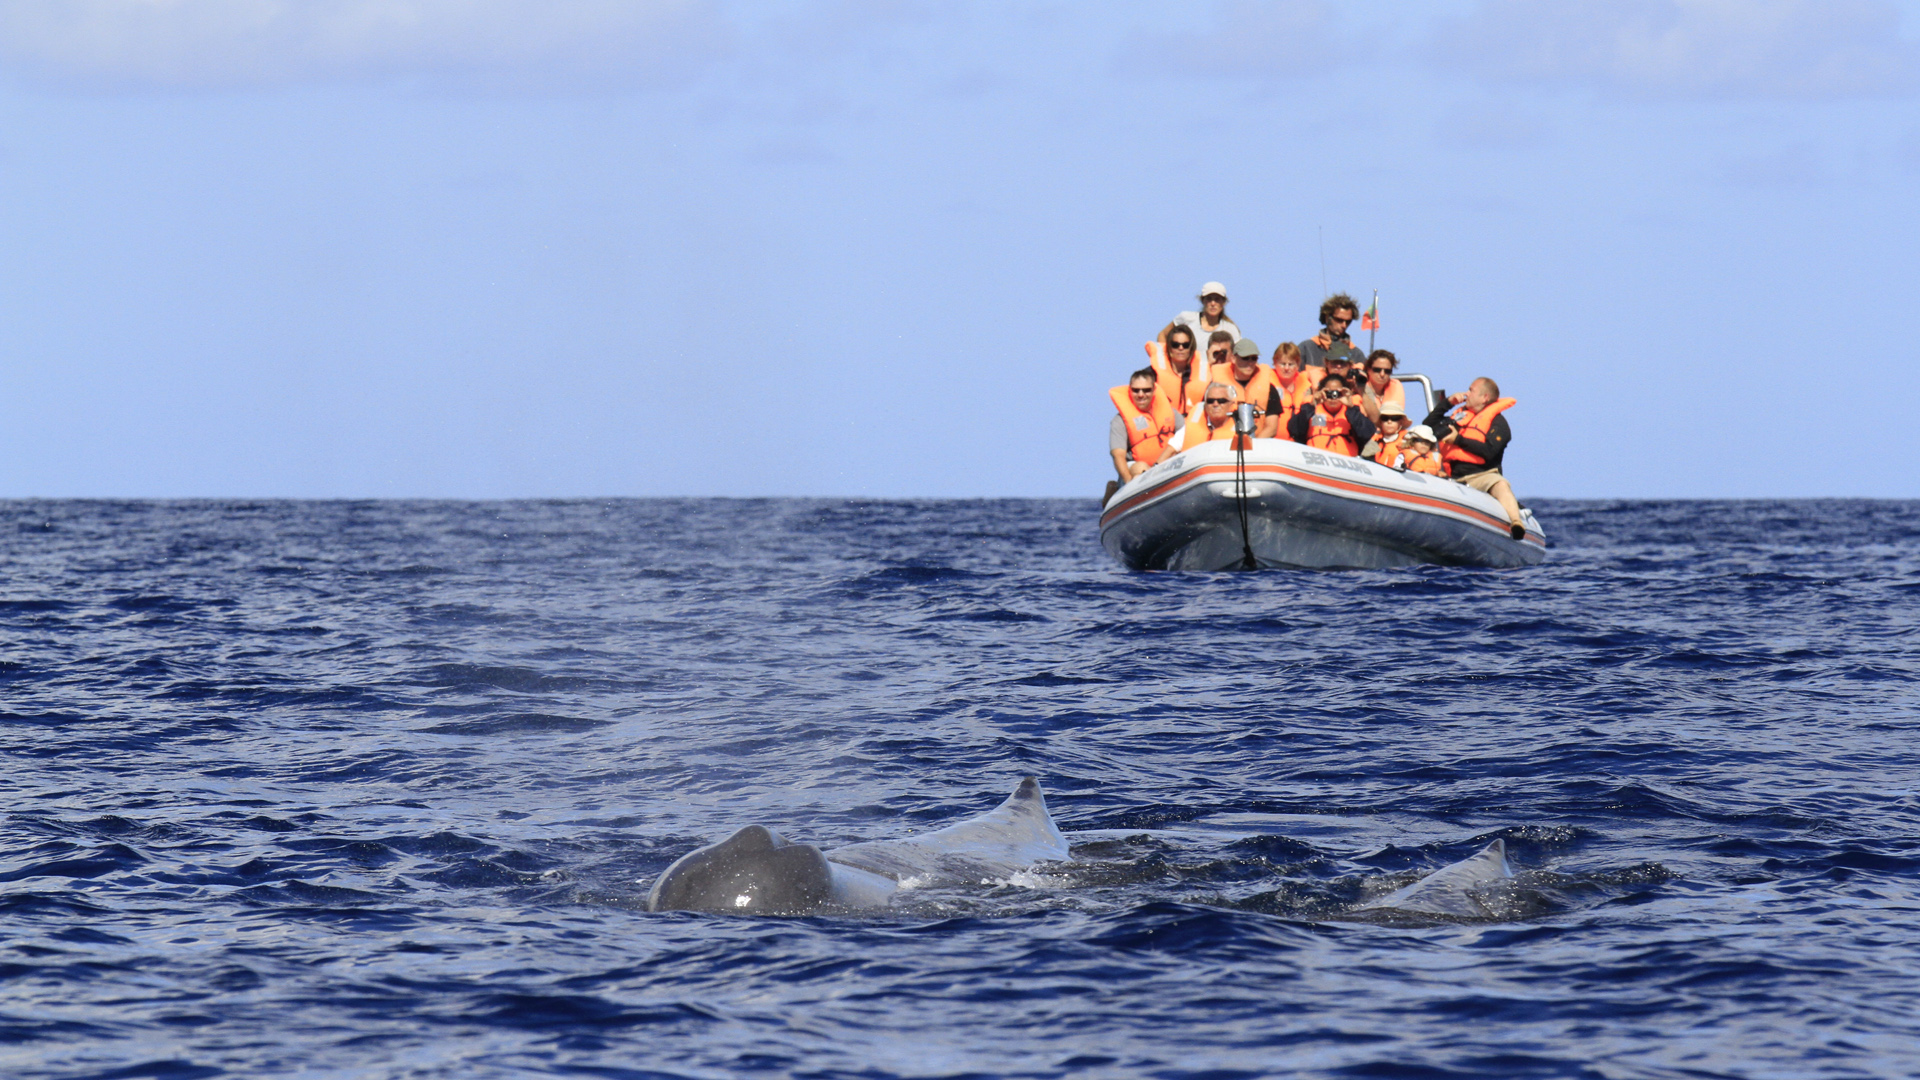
[1159,282,1240,352]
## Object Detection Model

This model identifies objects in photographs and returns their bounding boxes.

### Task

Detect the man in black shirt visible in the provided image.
[1299,294,1368,371]
[1288,374,1376,457]
[1423,377,1526,539]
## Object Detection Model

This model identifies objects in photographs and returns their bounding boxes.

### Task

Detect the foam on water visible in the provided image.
[2,498,1918,1078]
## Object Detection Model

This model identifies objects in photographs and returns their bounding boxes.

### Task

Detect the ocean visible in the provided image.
[3,498,1916,1079]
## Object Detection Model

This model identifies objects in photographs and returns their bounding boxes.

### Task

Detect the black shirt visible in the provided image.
[1298,332,1368,370]
[1423,404,1511,476]
[1288,402,1376,453]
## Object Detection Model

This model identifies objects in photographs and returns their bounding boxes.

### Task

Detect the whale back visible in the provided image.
[647,825,835,914]
[826,777,1070,883]
[1359,839,1512,918]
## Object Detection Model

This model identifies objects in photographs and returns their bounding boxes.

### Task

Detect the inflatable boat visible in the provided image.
[1099,375,1545,571]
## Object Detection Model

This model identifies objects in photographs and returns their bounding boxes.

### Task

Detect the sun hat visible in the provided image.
[1232,338,1260,358]
[1198,282,1228,300]
[1405,424,1437,443]
[1378,400,1408,418]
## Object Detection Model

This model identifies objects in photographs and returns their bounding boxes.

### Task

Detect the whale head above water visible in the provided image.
[645,825,839,915]
[648,777,1069,915]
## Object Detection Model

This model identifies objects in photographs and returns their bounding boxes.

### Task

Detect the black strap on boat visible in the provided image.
[1233,405,1258,570]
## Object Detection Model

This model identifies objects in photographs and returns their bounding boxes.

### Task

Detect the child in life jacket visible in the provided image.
[1399,425,1445,475]
[1370,403,1410,467]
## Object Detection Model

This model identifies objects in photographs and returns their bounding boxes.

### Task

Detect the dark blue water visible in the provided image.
[3,499,1917,1079]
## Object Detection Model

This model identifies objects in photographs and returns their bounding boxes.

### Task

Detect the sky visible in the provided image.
[0,0,1917,499]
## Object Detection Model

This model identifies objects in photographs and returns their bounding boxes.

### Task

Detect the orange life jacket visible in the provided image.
[1405,450,1445,475]
[1305,403,1358,456]
[1110,385,1180,466]
[1365,377,1405,413]
[1269,369,1316,430]
[1372,431,1406,468]
[1181,414,1249,453]
[1206,362,1280,416]
[1442,397,1517,467]
[1145,341,1205,412]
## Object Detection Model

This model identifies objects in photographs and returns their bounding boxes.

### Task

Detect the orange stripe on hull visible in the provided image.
[1100,461,1540,545]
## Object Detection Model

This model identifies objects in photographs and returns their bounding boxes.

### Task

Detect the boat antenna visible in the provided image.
[1318,226,1328,298]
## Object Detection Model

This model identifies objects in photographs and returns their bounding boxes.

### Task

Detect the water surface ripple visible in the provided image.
[2,499,1917,1079]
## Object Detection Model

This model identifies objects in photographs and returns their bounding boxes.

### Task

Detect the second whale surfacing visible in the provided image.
[648,776,1529,921]
[647,777,1070,915]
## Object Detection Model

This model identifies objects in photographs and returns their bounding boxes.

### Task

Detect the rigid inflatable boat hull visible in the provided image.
[1099,439,1545,571]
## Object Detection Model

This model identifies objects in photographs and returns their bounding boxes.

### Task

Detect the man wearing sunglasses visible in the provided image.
[1208,337,1285,438]
[1287,373,1375,457]
[1109,368,1180,484]
[1173,382,1246,453]
[1299,293,1368,374]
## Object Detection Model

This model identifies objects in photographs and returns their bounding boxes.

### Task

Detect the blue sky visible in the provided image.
[1,0,1916,498]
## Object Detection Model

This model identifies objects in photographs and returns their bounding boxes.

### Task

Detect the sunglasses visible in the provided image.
[1204,398,1231,405]
[1328,315,1352,324]
[1168,341,1194,350]
[1369,366,1393,374]
[1130,386,1155,394]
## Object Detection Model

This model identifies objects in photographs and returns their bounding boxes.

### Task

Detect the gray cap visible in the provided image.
[1232,338,1260,358]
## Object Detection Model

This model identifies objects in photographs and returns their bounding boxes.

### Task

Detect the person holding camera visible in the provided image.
[1288,373,1375,457]
[1423,377,1528,539]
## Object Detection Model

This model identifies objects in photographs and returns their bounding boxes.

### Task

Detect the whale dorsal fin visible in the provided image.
[826,777,1069,881]
[911,777,1069,861]
[1359,839,1512,918]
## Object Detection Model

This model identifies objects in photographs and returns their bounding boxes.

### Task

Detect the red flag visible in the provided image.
[1360,297,1379,332]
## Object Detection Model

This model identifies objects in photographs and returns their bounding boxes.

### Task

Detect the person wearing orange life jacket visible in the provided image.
[1144,324,1207,413]
[1207,338,1285,438]
[1267,341,1316,435]
[1358,349,1407,425]
[1399,425,1445,475]
[1368,401,1411,466]
[1170,383,1250,453]
[1200,330,1235,383]
[1421,376,1527,539]
[1320,351,1366,410]
[1109,368,1180,483]
[1287,373,1376,457]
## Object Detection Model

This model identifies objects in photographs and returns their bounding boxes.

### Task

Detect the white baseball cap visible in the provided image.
[1198,282,1228,300]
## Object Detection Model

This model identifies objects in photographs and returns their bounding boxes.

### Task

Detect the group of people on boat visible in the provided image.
[1107,282,1529,540]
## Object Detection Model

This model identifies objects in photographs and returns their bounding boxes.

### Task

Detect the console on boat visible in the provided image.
[1100,373,1546,571]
